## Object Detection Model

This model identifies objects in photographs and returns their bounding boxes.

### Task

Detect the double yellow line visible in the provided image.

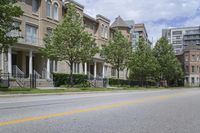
[0,92,185,127]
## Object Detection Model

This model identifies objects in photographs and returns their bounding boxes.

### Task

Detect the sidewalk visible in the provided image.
[0,89,171,98]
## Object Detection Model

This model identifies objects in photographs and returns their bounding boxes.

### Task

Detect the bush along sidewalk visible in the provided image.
[53,73,89,87]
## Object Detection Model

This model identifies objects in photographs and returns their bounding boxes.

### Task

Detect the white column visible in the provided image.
[94,61,97,78]
[102,63,105,78]
[29,50,33,75]
[47,59,50,79]
[8,48,12,74]
[84,63,87,75]
[1,49,4,73]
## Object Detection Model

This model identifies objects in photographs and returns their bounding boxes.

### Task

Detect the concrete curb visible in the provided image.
[0,89,177,98]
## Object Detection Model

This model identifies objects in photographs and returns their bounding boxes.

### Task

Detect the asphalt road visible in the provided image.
[0,89,200,133]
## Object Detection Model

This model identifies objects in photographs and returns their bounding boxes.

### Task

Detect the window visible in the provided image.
[172,41,182,44]
[185,55,189,62]
[9,21,21,37]
[192,66,195,73]
[192,55,196,61]
[53,3,58,20]
[46,0,51,17]
[32,0,39,13]
[111,67,116,77]
[25,25,38,44]
[185,65,189,73]
[101,24,104,37]
[192,77,195,84]
[172,31,182,35]
[197,55,199,61]
[185,77,189,84]
[104,26,108,39]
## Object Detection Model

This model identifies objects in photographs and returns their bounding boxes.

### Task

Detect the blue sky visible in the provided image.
[74,0,200,43]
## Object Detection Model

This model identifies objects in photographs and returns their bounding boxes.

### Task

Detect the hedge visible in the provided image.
[108,78,157,87]
[53,73,88,87]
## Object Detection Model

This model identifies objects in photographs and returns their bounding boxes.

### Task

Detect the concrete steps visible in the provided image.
[10,79,54,88]
[88,80,105,88]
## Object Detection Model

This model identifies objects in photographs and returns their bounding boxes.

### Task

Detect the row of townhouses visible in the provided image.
[162,26,200,86]
[1,0,150,87]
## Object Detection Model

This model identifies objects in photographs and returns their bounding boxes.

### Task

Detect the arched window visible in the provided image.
[101,24,104,37]
[53,3,59,20]
[46,0,51,17]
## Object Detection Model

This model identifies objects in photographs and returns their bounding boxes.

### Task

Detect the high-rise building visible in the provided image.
[125,21,151,50]
[162,26,200,55]
[163,26,200,86]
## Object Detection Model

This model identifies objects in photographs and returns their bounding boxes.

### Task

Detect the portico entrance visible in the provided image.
[7,47,53,80]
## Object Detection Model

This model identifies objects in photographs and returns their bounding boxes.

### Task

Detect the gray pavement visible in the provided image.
[0,88,200,133]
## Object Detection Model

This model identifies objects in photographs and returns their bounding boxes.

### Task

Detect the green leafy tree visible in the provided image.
[0,0,23,49]
[153,37,183,86]
[41,3,98,86]
[102,30,132,81]
[129,38,159,86]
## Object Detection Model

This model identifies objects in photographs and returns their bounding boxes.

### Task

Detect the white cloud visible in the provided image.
[75,0,200,43]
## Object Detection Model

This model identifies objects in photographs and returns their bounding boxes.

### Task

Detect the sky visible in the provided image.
[74,0,200,44]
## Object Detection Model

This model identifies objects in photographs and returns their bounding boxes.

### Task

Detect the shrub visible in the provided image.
[53,73,88,87]
[108,78,157,87]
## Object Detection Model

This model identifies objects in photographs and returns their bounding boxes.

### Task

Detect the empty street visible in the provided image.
[0,89,200,133]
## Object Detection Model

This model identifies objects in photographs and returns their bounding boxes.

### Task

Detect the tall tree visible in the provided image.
[129,38,159,86]
[41,3,98,86]
[0,0,23,49]
[102,30,132,81]
[153,37,183,85]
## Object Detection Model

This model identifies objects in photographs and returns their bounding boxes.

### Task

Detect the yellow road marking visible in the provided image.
[0,92,185,127]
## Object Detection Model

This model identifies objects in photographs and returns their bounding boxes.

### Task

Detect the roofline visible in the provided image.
[96,14,110,23]
[163,26,200,30]
[134,23,148,37]
[83,13,98,23]
[64,0,84,10]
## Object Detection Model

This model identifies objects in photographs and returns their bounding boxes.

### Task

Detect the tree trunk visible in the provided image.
[117,68,120,86]
[126,68,129,79]
[69,62,73,87]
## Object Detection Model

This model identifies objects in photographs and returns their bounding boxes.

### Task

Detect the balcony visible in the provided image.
[18,36,44,47]
[183,36,200,41]
[185,30,200,35]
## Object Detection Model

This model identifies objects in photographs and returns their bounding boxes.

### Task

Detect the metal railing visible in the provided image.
[42,68,53,80]
[12,65,25,87]
[33,70,42,79]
